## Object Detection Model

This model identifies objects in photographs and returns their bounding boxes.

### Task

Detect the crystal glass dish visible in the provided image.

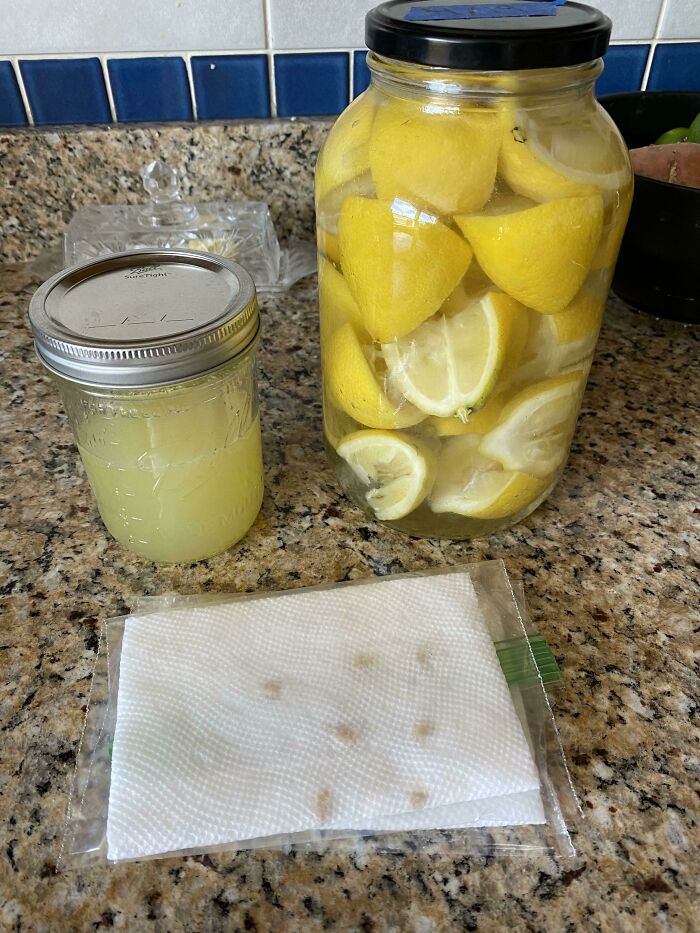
[65,160,314,292]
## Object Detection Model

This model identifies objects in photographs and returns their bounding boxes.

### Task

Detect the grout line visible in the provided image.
[262,0,277,117]
[608,37,669,46]
[267,53,277,118]
[653,0,671,38]
[10,57,34,126]
[184,53,198,120]
[349,49,355,100]
[0,38,697,64]
[99,55,117,122]
[641,41,657,91]
[642,0,671,89]
[0,48,368,60]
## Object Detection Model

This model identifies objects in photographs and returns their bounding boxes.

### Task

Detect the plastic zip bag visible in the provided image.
[58,560,580,868]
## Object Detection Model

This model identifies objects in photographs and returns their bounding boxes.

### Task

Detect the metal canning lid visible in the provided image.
[366,1,611,71]
[28,249,260,389]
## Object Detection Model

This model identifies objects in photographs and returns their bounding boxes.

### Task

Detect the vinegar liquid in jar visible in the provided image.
[316,0,632,539]
[29,250,263,562]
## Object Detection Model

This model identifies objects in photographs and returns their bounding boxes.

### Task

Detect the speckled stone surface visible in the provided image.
[0,122,326,263]
[1,256,698,931]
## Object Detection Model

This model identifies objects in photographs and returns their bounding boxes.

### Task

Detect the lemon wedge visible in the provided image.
[440,261,493,316]
[382,290,526,418]
[550,288,604,345]
[326,323,425,430]
[317,171,375,236]
[428,392,507,437]
[318,257,366,344]
[511,291,603,386]
[456,196,604,315]
[479,371,584,477]
[323,398,358,449]
[339,197,473,342]
[337,429,437,521]
[316,92,376,203]
[499,107,630,202]
[429,435,547,519]
[500,118,598,201]
[369,99,500,214]
[317,228,341,266]
[592,184,633,270]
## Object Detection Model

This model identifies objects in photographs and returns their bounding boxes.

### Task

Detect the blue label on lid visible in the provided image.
[405,1,566,21]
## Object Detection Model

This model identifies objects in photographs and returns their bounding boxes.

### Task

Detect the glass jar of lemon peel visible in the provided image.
[316,0,632,539]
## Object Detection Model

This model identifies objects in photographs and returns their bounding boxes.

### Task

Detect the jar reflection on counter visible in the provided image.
[56,349,263,563]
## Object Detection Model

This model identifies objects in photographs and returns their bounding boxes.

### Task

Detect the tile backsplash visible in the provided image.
[0,0,698,127]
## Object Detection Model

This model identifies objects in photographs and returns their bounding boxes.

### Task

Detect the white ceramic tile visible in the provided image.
[595,0,662,41]
[0,0,266,55]
[269,0,375,49]
[660,0,700,39]
[268,0,667,50]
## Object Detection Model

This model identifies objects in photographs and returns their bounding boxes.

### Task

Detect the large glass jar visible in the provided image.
[316,0,632,539]
[29,249,263,562]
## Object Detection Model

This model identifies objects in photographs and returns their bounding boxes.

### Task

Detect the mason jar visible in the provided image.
[29,250,263,562]
[316,0,632,539]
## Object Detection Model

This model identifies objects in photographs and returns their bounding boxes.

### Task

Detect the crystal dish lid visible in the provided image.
[64,160,315,293]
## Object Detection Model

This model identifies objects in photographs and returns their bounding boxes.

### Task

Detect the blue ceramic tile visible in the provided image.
[275,53,349,117]
[353,50,371,98]
[0,62,27,126]
[20,58,110,125]
[648,43,700,92]
[108,57,193,123]
[192,55,270,120]
[596,45,649,97]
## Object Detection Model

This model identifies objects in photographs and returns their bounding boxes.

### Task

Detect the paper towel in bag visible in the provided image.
[107,572,544,860]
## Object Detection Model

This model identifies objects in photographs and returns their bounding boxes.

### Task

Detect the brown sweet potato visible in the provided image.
[629,142,700,189]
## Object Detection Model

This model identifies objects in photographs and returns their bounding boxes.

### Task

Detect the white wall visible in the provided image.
[0,0,698,55]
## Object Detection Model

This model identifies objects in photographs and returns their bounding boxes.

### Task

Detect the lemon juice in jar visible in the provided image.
[70,374,262,563]
[29,250,263,562]
[316,0,632,538]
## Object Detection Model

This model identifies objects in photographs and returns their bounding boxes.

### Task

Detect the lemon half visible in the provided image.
[382,290,526,418]
[430,435,547,519]
[339,196,473,342]
[479,370,585,477]
[337,430,436,521]
[325,323,425,430]
[456,196,604,315]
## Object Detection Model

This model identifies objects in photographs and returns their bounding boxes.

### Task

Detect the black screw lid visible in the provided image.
[366,1,612,71]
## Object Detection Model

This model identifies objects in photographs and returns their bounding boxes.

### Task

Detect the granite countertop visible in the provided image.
[1,260,698,932]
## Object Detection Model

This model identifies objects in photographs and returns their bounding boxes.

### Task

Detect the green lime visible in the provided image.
[687,112,700,144]
[655,127,689,145]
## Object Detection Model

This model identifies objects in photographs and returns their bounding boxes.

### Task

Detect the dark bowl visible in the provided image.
[599,91,700,324]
